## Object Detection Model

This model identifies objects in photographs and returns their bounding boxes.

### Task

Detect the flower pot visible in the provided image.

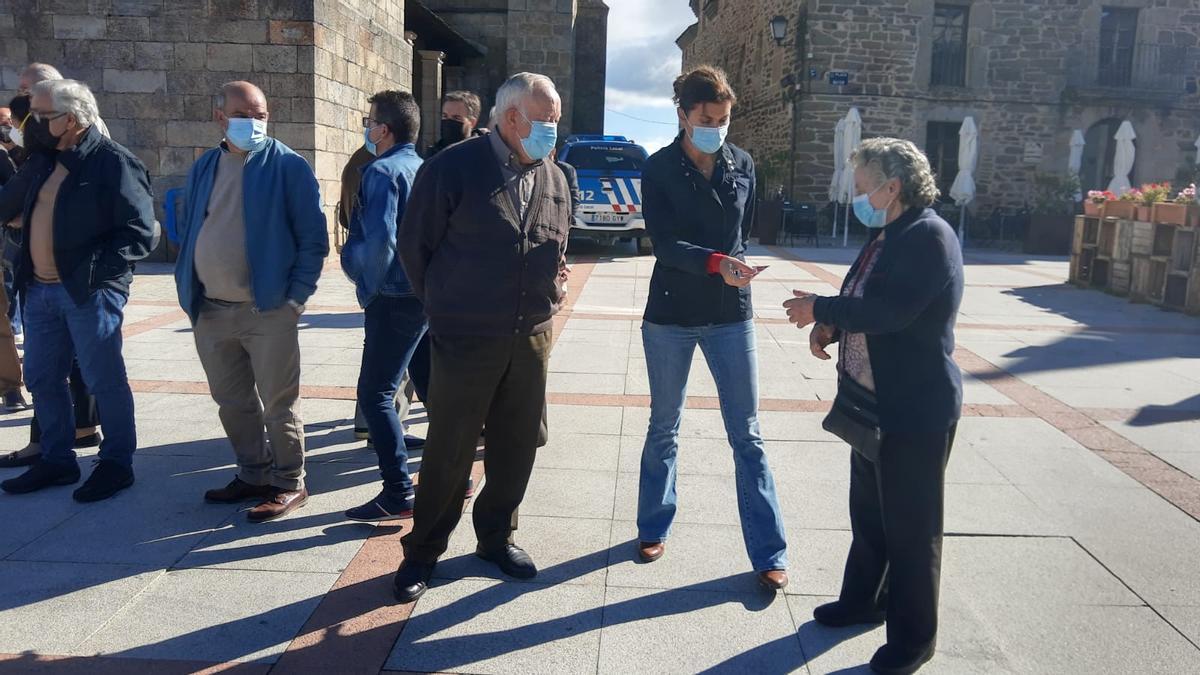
[1103,201,1136,220]
[1153,202,1200,227]
[1084,201,1102,216]
[1136,205,1154,221]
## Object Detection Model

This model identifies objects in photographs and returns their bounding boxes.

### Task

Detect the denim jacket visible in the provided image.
[340,143,423,307]
[175,138,329,323]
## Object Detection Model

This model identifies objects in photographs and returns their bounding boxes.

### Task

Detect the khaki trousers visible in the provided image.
[194,300,305,490]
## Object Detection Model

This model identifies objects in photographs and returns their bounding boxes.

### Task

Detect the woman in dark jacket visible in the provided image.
[635,66,788,591]
[785,137,964,675]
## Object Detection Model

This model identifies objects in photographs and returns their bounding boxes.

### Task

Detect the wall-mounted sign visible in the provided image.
[1023,141,1044,164]
[829,71,850,86]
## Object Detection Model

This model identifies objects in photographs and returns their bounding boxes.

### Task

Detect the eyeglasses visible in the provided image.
[362,117,379,129]
[31,111,67,124]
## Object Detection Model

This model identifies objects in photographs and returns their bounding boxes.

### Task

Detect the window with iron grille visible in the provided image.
[931,4,968,87]
[926,122,960,200]
[1098,7,1138,87]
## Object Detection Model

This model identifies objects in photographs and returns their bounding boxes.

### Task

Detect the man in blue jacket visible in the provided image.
[0,80,155,502]
[175,81,329,523]
[339,90,427,522]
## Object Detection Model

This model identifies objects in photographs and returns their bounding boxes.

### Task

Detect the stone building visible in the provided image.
[678,0,1200,218]
[0,0,607,258]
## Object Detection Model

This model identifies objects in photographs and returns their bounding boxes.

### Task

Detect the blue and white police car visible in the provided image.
[557,135,652,255]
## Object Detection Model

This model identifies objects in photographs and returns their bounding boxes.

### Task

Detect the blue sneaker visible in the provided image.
[344,489,414,522]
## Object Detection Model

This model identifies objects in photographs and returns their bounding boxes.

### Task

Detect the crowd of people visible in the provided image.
[0,60,964,675]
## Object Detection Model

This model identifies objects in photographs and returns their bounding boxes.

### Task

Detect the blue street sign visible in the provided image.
[829,71,850,86]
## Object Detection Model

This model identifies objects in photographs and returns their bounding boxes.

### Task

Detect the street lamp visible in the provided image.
[769,15,788,45]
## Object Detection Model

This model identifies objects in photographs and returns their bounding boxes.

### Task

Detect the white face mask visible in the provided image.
[8,126,22,148]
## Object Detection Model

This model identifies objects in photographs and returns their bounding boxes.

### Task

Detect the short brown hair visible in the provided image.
[672,65,737,113]
[443,90,481,121]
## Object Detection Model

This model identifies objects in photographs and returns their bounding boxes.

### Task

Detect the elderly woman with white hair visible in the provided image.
[784,137,964,675]
[0,79,155,504]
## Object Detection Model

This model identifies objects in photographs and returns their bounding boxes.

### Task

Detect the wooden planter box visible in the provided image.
[1084,201,1103,217]
[1154,202,1200,227]
[1104,201,1137,220]
[1136,205,1155,221]
[1071,216,1132,294]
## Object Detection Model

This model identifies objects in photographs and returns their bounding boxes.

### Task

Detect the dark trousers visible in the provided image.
[358,295,427,495]
[30,360,98,442]
[839,425,957,651]
[408,331,431,404]
[401,331,551,563]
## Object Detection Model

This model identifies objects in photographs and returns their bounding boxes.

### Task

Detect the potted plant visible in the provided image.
[1132,182,1171,221]
[1085,190,1113,217]
[1154,184,1199,227]
[1105,189,1138,220]
[1026,173,1078,254]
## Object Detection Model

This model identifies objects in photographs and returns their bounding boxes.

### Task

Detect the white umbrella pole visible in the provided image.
[959,205,966,248]
[831,203,838,238]
[843,204,850,247]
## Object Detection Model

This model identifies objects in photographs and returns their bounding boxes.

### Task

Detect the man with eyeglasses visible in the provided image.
[0,80,154,502]
[174,81,328,523]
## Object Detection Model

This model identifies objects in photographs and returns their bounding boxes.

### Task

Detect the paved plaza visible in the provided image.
[1,242,1199,674]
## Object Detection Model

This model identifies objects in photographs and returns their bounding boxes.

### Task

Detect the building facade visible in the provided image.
[678,0,1200,216]
[0,0,607,257]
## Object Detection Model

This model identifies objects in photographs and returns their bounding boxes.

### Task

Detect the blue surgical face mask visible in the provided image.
[363,125,380,157]
[689,121,729,154]
[519,110,557,161]
[852,183,896,229]
[225,118,268,153]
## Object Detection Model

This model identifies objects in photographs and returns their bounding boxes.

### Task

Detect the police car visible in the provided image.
[557,135,652,254]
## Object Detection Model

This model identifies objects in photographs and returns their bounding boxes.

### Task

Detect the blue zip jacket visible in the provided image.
[340,142,423,307]
[175,138,329,323]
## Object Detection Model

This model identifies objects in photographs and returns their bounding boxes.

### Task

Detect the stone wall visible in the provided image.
[572,0,607,134]
[0,0,412,257]
[312,0,412,247]
[681,0,1200,214]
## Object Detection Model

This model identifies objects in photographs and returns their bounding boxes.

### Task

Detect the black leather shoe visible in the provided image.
[393,559,436,603]
[813,600,887,627]
[476,543,538,579]
[869,642,935,675]
[73,460,134,503]
[74,431,102,449]
[1,461,81,494]
[0,443,40,469]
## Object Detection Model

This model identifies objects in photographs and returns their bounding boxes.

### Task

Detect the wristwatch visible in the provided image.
[287,299,305,315]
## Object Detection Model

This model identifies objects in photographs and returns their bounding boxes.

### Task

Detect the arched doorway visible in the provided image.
[1081,118,1134,194]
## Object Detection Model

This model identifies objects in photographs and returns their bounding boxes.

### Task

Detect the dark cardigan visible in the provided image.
[813,207,964,433]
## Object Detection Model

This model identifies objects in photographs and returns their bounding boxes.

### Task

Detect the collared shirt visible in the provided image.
[490,129,538,221]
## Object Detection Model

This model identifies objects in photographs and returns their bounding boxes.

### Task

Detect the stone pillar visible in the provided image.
[418,50,445,152]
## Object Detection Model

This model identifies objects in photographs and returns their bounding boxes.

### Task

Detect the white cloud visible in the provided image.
[603,0,696,48]
[605,87,676,112]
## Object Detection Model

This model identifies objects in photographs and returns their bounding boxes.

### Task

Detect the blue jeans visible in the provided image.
[358,295,428,495]
[23,283,136,468]
[637,320,788,572]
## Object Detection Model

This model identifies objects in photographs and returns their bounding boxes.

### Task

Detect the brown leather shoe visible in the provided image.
[758,569,789,590]
[247,487,309,523]
[638,541,665,563]
[205,477,274,504]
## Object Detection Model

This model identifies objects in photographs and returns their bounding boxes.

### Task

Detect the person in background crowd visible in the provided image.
[176,81,328,523]
[18,63,110,138]
[1,105,24,343]
[0,105,26,415]
[340,90,428,522]
[0,93,100,468]
[425,90,486,158]
[784,137,964,675]
[392,72,570,603]
[0,80,154,502]
[634,65,789,591]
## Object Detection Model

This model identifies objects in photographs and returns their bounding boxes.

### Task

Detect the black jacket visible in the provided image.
[814,207,964,433]
[17,127,156,305]
[641,134,757,327]
[399,134,570,337]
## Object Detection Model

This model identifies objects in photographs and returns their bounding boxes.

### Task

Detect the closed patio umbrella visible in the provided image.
[949,116,978,246]
[1068,129,1086,201]
[1107,121,1136,195]
[1194,133,1200,165]
[837,107,862,247]
[829,118,846,237]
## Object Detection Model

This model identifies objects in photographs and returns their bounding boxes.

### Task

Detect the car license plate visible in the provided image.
[586,212,626,224]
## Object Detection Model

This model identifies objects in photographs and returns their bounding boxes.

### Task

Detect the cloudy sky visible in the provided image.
[602,0,697,153]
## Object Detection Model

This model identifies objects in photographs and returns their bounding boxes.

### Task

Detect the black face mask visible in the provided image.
[24,117,61,154]
[0,125,10,144]
[440,118,467,144]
